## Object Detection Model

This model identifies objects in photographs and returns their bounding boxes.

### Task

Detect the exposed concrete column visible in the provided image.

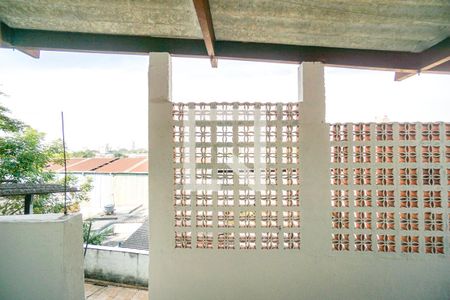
[298,62,330,255]
[148,52,173,298]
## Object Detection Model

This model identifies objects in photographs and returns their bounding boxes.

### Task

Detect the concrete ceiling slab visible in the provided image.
[209,0,450,52]
[0,0,449,52]
[0,0,202,39]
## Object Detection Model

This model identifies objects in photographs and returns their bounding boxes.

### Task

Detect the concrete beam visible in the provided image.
[3,22,449,73]
[0,22,40,58]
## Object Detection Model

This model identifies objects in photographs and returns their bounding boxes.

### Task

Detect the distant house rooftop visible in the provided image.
[121,218,149,251]
[48,157,148,174]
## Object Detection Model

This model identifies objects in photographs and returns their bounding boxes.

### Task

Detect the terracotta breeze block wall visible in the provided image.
[172,102,301,250]
[330,123,449,255]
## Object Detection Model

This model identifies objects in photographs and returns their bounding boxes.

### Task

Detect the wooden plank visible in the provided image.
[429,60,450,73]
[394,71,416,81]
[395,38,450,81]
[193,0,217,67]
[394,56,450,81]
[422,55,450,71]
[16,47,40,58]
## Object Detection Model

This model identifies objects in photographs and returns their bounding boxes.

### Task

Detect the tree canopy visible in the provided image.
[0,94,92,215]
[0,127,58,183]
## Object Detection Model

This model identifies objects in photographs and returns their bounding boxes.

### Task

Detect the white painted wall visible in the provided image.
[89,173,114,208]
[148,56,450,300]
[0,213,85,300]
[84,245,148,286]
[68,173,148,213]
[112,175,148,207]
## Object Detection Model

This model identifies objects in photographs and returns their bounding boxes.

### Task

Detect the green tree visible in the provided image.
[70,149,98,158]
[32,175,93,214]
[111,150,127,158]
[0,95,92,215]
[0,127,56,183]
[83,222,112,245]
[0,105,23,133]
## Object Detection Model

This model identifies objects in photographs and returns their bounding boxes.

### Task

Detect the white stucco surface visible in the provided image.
[84,245,148,286]
[0,213,85,300]
[148,56,450,300]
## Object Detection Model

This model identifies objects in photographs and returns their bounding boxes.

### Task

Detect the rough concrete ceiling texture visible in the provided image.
[1,0,449,52]
[0,0,203,38]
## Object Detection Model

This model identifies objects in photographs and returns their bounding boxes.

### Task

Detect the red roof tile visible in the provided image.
[127,159,148,173]
[47,158,86,172]
[95,157,147,173]
[66,158,118,172]
[47,157,148,174]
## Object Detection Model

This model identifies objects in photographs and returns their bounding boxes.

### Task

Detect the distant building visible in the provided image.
[48,157,148,216]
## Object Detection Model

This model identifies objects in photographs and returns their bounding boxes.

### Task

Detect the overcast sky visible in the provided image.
[0,49,449,151]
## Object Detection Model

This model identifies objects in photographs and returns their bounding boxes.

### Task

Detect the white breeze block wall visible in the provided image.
[148,55,450,300]
[0,213,85,300]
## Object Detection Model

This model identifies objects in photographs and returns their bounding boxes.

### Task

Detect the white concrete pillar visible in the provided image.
[298,62,330,255]
[148,52,173,299]
[298,62,326,123]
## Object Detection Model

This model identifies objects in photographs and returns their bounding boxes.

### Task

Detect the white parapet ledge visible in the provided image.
[0,213,80,223]
[84,244,149,255]
[0,212,85,300]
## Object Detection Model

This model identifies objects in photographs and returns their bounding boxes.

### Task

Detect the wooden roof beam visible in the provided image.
[394,71,415,81]
[193,0,218,68]
[15,47,40,58]
[394,38,450,81]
